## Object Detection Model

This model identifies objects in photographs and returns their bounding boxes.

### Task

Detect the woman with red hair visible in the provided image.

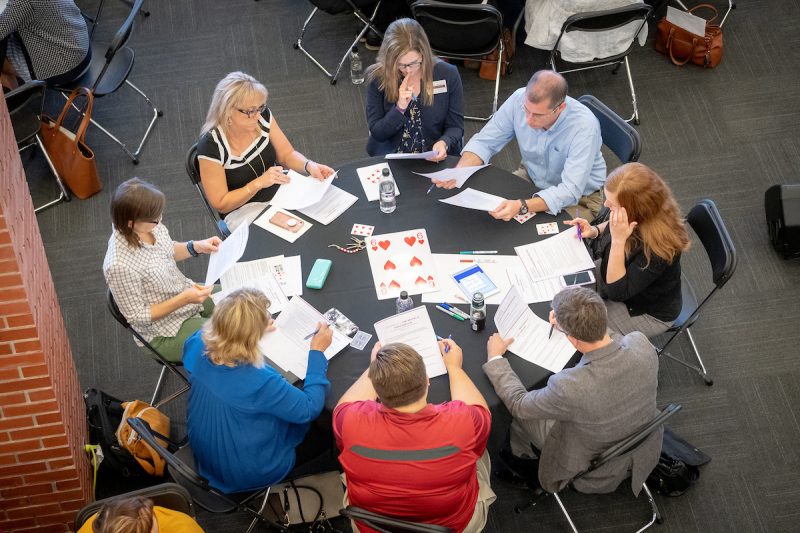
[569,163,691,338]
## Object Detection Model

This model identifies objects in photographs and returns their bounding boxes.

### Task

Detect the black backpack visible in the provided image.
[84,388,144,477]
[646,452,699,496]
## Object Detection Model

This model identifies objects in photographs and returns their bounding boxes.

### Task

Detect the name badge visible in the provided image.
[433,80,448,95]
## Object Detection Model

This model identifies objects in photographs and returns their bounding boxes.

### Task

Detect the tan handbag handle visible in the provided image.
[688,3,719,23]
[667,28,697,66]
[53,87,95,146]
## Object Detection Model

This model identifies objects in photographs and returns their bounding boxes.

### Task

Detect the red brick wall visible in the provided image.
[0,96,91,530]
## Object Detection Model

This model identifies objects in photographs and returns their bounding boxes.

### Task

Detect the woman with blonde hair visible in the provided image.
[365,18,464,161]
[77,495,202,532]
[197,72,335,230]
[182,288,333,494]
[568,163,691,337]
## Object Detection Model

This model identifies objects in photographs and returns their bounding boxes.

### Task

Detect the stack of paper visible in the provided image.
[298,185,357,225]
[374,306,447,378]
[270,170,335,210]
[514,226,595,282]
[218,258,289,313]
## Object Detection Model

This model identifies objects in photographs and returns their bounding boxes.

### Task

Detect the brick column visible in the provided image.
[0,97,91,530]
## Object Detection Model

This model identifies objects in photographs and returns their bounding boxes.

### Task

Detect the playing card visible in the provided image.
[536,222,559,235]
[366,229,438,300]
[350,330,373,350]
[513,212,536,224]
[351,223,375,237]
[356,163,401,202]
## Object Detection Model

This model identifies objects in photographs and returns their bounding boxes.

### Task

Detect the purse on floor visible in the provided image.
[655,4,723,68]
[40,87,102,199]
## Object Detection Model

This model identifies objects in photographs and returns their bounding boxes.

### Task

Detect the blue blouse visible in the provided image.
[182,330,330,493]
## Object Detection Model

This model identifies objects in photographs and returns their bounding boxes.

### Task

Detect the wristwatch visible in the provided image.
[187,240,199,257]
[517,199,529,216]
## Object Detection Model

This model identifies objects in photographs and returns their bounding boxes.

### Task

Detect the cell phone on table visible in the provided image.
[269,211,304,233]
[560,270,595,287]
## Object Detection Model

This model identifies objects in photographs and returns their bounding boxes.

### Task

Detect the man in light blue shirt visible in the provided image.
[439,71,606,219]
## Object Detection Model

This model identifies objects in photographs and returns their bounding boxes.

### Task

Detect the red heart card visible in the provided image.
[383,260,396,270]
[378,240,391,251]
[404,236,416,246]
[409,256,422,267]
[389,280,401,289]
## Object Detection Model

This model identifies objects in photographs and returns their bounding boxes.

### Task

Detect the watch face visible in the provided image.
[518,200,528,215]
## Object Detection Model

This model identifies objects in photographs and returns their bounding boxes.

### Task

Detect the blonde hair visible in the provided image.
[92,496,153,533]
[202,288,271,367]
[366,18,435,106]
[605,163,691,266]
[200,72,268,136]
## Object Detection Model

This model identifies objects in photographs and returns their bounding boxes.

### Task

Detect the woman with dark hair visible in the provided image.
[102,178,221,362]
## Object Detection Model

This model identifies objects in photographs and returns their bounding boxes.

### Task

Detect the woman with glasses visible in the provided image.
[103,178,221,362]
[568,163,691,338]
[197,72,335,230]
[365,18,464,161]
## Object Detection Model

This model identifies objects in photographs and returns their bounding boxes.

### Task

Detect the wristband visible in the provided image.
[592,225,600,239]
[304,160,311,174]
[187,240,198,257]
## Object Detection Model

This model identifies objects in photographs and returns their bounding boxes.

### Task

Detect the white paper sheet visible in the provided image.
[355,162,401,202]
[365,228,439,300]
[421,254,521,306]
[217,258,289,313]
[514,226,595,282]
[494,287,575,373]
[385,151,437,160]
[298,184,357,225]
[253,206,313,243]
[506,265,565,304]
[439,188,506,212]
[666,6,706,37]
[258,296,350,379]
[269,170,335,210]
[374,306,447,378]
[281,256,303,296]
[204,223,249,286]
[413,165,489,188]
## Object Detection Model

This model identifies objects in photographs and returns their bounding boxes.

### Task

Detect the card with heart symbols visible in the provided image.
[356,162,402,202]
[366,228,438,300]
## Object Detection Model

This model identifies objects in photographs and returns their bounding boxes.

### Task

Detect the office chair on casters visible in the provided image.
[292,0,384,85]
[126,417,280,533]
[657,200,737,386]
[82,0,151,41]
[186,144,229,239]
[410,0,504,122]
[107,289,190,407]
[52,0,161,164]
[74,483,195,530]
[5,80,71,213]
[549,4,651,125]
[341,506,453,533]
[515,403,682,533]
[578,94,641,164]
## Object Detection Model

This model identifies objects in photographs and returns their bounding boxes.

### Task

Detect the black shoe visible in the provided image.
[365,29,382,51]
[500,447,539,480]
[496,467,532,489]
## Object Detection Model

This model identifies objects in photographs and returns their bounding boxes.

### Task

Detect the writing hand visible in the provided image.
[310,322,333,352]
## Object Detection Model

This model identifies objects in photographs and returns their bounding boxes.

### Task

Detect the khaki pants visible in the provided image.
[512,164,604,219]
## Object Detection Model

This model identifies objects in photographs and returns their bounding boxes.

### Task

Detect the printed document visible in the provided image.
[439,188,506,211]
[298,184,357,225]
[204,223,249,286]
[374,306,447,378]
[414,165,488,188]
[514,226,595,282]
[506,265,564,303]
[270,170,335,210]
[219,258,289,314]
[385,151,437,160]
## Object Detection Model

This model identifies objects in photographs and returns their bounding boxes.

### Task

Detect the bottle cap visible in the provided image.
[382,168,390,176]
[472,292,484,305]
[400,290,408,299]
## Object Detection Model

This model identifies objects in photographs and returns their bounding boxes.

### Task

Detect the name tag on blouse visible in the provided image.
[433,80,448,95]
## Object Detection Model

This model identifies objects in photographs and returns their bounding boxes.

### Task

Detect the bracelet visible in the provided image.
[187,240,198,257]
[592,225,600,239]
[304,160,311,174]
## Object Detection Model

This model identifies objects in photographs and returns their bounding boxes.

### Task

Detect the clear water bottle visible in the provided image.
[396,291,414,314]
[350,46,364,85]
[470,292,486,332]
[379,168,396,213]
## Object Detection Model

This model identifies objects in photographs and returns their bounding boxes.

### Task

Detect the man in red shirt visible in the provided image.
[334,340,495,532]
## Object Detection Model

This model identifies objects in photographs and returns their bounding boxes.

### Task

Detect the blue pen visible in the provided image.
[426,182,436,195]
[576,208,582,240]
[438,302,470,320]
[436,334,452,353]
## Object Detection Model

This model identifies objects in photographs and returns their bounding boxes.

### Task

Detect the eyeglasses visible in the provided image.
[144,215,162,225]
[398,59,422,70]
[521,101,563,119]
[237,104,267,118]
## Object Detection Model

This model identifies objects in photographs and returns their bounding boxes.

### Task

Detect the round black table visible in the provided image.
[241,155,580,448]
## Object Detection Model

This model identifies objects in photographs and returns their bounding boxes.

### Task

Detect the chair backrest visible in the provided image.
[106,288,173,366]
[5,80,47,146]
[311,0,377,15]
[341,506,454,533]
[687,199,738,288]
[578,94,641,163]
[185,143,226,235]
[74,482,195,529]
[410,0,503,58]
[93,0,145,91]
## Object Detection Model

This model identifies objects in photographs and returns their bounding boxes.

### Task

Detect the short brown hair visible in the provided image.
[552,287,607,343]
[526,70,568,108]
[110,178,165,248]
[368,343,427,408]
[92,495,153,533]
[203,288,271,367]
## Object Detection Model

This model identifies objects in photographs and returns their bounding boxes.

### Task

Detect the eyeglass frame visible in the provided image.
[521,100,564,119]
[236,104,267,118]
[397,59,423,71]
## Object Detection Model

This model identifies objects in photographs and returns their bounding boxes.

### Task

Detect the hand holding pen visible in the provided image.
[307,322,333,352]
[437,336,463,369]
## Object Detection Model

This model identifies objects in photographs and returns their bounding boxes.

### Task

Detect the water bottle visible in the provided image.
[379,168,396,213]
[395,291,414,314]
[470,292,486,332]
[350,46,364,85]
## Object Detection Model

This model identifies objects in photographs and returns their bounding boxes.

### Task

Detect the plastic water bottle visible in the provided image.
[350,47,364,85]
[470,292,486,332]
[379,168,396,213]
[396,291,414,314]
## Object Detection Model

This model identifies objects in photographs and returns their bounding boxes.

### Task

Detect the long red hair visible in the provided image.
[605,163,690,266]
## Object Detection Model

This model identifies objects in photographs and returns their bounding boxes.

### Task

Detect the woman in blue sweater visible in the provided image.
[182,288,332,493]
[365,18,464,161]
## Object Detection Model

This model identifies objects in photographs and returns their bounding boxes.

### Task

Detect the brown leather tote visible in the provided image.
[655,4,723,68]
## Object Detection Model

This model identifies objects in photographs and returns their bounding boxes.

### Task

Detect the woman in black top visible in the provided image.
[569,163,691,338]
[197,72,334,230]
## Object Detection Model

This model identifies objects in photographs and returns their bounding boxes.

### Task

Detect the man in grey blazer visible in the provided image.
[483,287,661,495]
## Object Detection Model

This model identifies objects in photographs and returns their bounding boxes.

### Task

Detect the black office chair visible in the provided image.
[291,0,384,85]
[578,94,641,164]
[186,143,229,238]
[82,0,150,40]
[341,506,454,533]
[126,417,279,533]
[411,0,505,121]
[74,482,194,529]
[107,289,190,407]
[5,80,71,213]
[657,200,737,386]
[53,0,161,164]
[515,404,682,533]
[549,4,651,125]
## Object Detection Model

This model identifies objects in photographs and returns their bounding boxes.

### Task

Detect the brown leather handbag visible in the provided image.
[655,4,723,68]
[40,87,102,199]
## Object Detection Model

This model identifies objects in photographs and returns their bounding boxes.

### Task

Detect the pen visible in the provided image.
[303,329,318,341]
[576,208,582,240]
[438,303,470,320]
[459,259,497,263]
[436,334,453,353]
[281,169,290,175]
[435,305,465,321]
[426,182,436,195]
[548,324,554,339]
[459,250,498,255]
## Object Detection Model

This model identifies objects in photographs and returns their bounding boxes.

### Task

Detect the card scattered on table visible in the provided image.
[536,222,559,235]
[350,331,373,350]
[514,212,536,224]
[365,228,439,300]
[356,162,401,202]
[351,223,375,237]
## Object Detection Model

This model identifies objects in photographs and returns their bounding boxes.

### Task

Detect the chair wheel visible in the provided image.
[330,79,337,85]
[293,42,299,49]
[132,158,139,165]
[633,118,640,125]
[142,10,150,16]
[703,376,714,386]
[157,110,164,117]
[656,516,664,524]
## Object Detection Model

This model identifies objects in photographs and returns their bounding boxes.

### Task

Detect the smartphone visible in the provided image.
[561,270,595,287]
[269,211,304,233]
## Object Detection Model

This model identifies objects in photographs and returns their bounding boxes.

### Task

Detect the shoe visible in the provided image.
[496,467,532,489]
[365,29,382,51]
[500,447,539,480]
